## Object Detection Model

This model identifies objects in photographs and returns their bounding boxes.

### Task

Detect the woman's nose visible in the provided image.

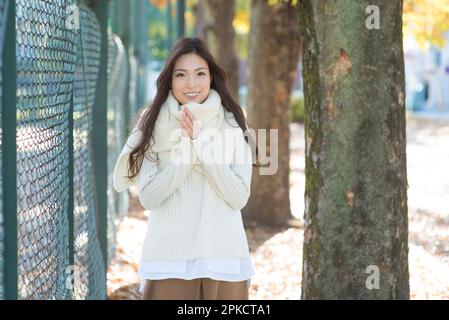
[186,75,196,88]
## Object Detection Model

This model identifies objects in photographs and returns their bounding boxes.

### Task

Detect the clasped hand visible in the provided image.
[181,107,202,140]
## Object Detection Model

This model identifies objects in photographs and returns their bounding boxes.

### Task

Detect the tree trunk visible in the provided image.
[299,0,409,299]
[202,0,240,100]
[245,0,300,226]
[193,0,206,41]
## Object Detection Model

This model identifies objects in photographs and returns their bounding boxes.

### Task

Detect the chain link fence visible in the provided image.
[0,0,148,299]
[107,32,129,268]
[72,1,106,300]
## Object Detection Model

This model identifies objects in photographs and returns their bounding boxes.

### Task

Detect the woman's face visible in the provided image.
[171,53,212,105]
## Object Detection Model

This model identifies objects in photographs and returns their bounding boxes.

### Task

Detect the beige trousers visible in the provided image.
[141,278,249,300]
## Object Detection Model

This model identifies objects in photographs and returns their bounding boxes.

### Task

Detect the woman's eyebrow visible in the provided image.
[174,67,208,72]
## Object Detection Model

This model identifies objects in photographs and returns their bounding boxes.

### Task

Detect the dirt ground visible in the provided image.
[107,114,449,300]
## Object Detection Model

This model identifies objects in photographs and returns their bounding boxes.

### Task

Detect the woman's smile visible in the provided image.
[184,91,201,100]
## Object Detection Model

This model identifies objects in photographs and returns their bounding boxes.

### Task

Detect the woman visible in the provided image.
[113,37,258,300]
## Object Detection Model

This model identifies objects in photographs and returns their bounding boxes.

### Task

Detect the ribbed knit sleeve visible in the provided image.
[191,130,253,210]
[137,136,196,210]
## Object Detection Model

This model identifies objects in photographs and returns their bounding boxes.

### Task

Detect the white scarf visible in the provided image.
[112,89,225,191]
[151,88,225,152]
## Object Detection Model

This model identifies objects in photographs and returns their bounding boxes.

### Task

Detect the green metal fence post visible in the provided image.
[166,0,173,50]
[68,90,74,300]
[132,0,150,109]
[116,0,131,134]
[139,2,150,107]
[111,0,121,34]
[92,0,108,280]
[2,0,17,300]
[131,0,141,109]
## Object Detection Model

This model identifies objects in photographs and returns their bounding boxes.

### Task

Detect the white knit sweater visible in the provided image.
[112,89,253,262]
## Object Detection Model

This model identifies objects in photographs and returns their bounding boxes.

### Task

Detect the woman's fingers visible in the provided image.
[181,116,188,136]
[183,107,195,121]
[191,119,201,139]
[183,108,202,139]
[183,110,193,130]
[181,107,202,139]
[183,112,193,131]
[182,117,193,138]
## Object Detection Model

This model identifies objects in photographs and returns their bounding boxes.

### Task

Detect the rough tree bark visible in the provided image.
[299,0,409,299]
[201,0,240,100]
[245,0,300,226]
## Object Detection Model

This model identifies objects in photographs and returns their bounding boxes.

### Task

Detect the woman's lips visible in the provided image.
[184,92,200,100]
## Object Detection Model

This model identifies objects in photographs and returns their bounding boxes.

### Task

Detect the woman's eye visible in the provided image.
[175,72,206,78]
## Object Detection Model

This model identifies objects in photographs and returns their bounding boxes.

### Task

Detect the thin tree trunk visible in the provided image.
[202,0,240,100]
[246,0,300,226]
[299,0,409,299]
[192,0,206,41]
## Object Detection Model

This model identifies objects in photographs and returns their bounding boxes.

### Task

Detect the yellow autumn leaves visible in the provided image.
[403,0,449,48]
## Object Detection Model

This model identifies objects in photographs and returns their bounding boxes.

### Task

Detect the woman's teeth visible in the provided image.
[185,92,199,97]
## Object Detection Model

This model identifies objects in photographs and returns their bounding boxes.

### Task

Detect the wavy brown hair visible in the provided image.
[127,37,259,179]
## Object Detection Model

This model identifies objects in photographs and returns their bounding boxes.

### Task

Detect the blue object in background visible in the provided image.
[412,82,427,111]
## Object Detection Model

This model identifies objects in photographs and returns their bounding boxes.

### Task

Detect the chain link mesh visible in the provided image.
[72,1,106,300]
[15,0,77,300]
[107,32,129,266]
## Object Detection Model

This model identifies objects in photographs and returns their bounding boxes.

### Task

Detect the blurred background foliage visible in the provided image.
[403,0,449,48]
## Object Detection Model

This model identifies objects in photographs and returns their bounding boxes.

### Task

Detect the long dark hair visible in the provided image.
[127,37,259,179]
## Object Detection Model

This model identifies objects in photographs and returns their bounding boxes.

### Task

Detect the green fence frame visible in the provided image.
[2,0,17,301]
[93,0,108,275]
